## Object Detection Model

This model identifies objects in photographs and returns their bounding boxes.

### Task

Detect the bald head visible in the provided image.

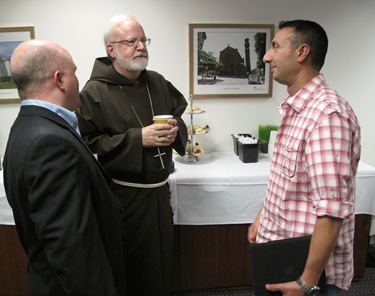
[11,40,72,99]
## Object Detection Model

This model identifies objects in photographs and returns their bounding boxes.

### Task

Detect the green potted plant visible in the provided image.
[258,124,279,153]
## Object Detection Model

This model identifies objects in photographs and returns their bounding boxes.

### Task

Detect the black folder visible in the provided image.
[249,236,326,296]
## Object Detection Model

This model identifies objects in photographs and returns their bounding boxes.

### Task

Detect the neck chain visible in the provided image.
[122,82,154,128]
[120,82,166,170]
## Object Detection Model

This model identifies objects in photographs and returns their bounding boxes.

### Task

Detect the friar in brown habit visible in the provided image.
[77,14,187,296]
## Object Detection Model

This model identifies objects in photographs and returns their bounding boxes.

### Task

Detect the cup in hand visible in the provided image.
[153,115,173,124]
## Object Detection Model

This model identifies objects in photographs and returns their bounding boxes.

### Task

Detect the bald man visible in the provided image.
[3,40,126,296]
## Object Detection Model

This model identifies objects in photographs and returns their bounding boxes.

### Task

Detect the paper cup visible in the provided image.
[153,115,173,124]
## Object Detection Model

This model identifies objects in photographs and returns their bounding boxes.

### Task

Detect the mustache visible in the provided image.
[133,52,148,59]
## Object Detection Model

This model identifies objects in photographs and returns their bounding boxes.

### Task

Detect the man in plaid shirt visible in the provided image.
[248,20,361,296]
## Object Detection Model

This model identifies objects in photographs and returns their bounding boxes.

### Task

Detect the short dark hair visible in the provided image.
[279,20,328,71]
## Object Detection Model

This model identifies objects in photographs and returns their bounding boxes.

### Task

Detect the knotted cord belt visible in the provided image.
[112,178,168,188]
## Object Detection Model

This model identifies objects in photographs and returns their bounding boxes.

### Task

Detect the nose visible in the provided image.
[136,40,147,50]
[263,48,272,63]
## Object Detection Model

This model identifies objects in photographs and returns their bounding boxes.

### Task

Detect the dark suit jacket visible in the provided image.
[3,106,126,296]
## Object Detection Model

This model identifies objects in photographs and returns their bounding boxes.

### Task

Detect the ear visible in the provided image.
[53,71,65,91]
[106,44,116,59]
[296,44,310,63]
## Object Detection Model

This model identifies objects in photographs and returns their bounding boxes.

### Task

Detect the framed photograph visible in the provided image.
[189,23,274,99]
[0,26,35,103]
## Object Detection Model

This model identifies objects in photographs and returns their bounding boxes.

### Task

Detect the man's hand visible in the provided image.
[142,119,179,147]
[248,210,261,243]
[265,281,304,296]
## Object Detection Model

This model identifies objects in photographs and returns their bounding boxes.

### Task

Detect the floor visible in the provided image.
[172,267,375,296]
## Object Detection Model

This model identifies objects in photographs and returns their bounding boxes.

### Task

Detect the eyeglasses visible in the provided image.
[110,38,151,48]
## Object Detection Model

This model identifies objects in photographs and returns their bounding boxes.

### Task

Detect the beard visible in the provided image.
[114,48,148,72]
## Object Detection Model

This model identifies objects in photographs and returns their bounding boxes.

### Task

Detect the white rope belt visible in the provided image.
[112,178,168,188]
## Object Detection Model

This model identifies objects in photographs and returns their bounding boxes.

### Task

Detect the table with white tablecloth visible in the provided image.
[170,152,375,234]
[2,152,375,228]
[0,170,14,225]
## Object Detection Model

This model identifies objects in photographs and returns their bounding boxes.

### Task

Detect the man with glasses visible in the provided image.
[77,14,187,296]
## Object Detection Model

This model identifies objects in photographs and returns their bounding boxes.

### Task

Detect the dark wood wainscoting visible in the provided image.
[0,225,28,296]
[0,214,371,295]
[172,214,371,292]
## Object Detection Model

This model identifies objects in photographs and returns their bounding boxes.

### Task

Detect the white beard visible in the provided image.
[114,48,148,71]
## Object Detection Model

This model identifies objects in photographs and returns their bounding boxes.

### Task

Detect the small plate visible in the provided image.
[184,110,205,114]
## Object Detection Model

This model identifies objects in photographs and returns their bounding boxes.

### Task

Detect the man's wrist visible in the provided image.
[296,276,320,296]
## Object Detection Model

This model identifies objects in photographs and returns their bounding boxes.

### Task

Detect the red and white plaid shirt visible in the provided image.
[257,74,361,290]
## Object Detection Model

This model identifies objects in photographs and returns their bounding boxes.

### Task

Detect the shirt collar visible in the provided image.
[279,74,326,115]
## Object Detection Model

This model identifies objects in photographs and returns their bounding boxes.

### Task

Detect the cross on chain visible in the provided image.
[154,148,166,170]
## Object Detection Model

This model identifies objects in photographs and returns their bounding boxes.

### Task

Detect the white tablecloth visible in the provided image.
[2,153,375,235]
[0,169,15,225]
[169,152,375,235]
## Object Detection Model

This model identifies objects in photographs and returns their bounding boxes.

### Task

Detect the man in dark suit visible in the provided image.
[3,40,126,295]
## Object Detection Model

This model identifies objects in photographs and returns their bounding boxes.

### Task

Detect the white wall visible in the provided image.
[1,0,374,165]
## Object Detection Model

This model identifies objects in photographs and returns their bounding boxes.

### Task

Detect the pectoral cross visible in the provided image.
[154,148,166,170]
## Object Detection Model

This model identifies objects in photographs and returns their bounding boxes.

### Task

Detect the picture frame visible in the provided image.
[0,26,35,103]
[189,23,274,99]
